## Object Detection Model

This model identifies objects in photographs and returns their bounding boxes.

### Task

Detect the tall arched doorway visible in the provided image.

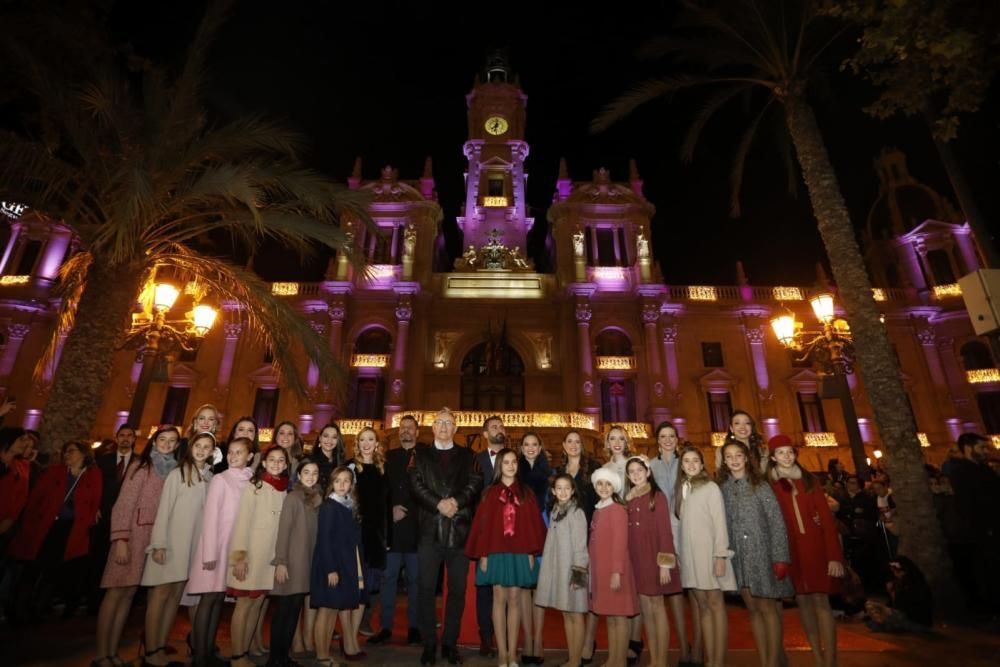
[460,342,525,410]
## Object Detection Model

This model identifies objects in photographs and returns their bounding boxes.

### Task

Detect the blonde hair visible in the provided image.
[353,427,385,474]
[186,403,221,440]
[604,425,632,459]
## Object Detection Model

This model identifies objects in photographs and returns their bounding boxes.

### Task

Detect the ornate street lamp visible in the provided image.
[770,292,869,481]
[121,281,217,427]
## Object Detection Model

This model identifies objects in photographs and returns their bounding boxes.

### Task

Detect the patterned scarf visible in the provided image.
[498,483,520,537]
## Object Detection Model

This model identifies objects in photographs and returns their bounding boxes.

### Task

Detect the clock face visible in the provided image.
[484,116,509,136]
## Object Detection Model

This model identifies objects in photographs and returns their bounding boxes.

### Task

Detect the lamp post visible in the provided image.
[120,281,217,428]
[771,292,870,481]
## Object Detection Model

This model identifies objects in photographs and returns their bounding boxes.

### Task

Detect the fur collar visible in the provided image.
[626,482,651,501]
[772,465,802,481]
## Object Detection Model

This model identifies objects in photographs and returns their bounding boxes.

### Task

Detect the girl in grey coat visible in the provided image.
[718,442,793,667]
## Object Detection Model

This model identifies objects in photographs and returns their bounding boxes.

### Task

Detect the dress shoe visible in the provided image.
[441,645,462,664]
[478,639,496,657]
[407,627,422,645]
[367,628,392,645]
[420,645,437,665]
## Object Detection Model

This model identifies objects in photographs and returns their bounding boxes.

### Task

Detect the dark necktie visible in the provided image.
[116,456,125,482]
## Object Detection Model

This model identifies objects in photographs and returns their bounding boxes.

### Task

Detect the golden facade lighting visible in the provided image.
[966,368,1000,384]
[596,356,636,370]
[687,286,718,301]
[0,275,30,286]
[271,282,300,296]
[933,283,962,298]
[351,354,390,368]
[772,286,804,301]
[804,432,838,447]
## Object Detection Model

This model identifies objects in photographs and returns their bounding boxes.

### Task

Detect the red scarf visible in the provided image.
[498,483,521,537]
[261,471,289,492]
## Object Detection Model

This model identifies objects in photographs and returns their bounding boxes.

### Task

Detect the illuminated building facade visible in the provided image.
[1,61,997,467]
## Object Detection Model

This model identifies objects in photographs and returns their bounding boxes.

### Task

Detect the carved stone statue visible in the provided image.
[637,231,649,260]
[572,229,584,258]
[403,223,417,259]
[510,246,530,270]
[463,245,478,266]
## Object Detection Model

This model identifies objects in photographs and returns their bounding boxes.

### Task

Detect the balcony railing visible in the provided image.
[351,354,390,368]
[966,368,1000,384]
[804,432,838,447]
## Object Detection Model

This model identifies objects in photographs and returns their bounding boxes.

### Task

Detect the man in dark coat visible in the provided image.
[471,415,506,656]
[410,408,482,665]
[945,432,1000,613]
[369,414,425,646]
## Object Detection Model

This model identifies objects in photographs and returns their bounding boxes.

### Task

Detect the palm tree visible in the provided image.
[593,0,957,612]
[0,3,367,452]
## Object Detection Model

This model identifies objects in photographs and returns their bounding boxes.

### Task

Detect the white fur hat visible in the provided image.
[591,466,623,495]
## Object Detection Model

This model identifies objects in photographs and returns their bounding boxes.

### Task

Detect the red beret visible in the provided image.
[767,434,796,453]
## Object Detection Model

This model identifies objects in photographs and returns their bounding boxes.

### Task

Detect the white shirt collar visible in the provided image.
[434,441,454,450]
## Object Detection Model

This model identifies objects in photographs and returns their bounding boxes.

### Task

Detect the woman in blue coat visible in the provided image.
[311,466,366,664]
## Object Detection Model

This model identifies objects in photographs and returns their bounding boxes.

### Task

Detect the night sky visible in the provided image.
[48,1,1000,284]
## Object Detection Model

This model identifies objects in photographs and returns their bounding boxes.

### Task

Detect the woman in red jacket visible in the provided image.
[8,440,102,623]
[767,435,844,667]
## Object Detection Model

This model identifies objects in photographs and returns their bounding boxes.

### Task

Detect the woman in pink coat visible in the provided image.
[187,437,254,667]
[94,426,180,667]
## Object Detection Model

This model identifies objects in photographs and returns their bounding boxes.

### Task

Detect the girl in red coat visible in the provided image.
[466,448,546,667]
[767,435,845,667]
[9,440,102,623]
[590,466,638,667]
[624,455,678,667]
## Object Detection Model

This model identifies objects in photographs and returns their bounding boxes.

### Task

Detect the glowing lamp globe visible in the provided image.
[809,292,835,323]
[770,314,797,348]
[153,283,180,312]
[191,304,217,336]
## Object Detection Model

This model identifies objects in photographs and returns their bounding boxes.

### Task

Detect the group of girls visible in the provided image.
[468,415,844,667]
[87,404,390,667]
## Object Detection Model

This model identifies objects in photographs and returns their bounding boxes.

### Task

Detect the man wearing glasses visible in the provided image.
[410,408,483,665]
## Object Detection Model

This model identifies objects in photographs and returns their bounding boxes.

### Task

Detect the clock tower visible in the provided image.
[458,53,533,252]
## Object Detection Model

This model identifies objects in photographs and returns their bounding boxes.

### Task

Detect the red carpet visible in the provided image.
[165,565,893,653]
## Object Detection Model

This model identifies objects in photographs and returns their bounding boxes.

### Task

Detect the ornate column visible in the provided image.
[641,301,668,425]
[741,315,773,419]
[316,297,347,424]
[307,319,328,390]
[0,323,31,381]
[660,316,680,415]
[385,295,413,422]
[216,321,243,390]
[0,221,23,274]
[575,299,597,415]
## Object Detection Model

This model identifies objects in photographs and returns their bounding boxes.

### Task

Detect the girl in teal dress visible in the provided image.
[466,449,546,667]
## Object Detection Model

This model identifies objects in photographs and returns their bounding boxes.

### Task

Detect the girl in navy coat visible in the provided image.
[311,465,366,665]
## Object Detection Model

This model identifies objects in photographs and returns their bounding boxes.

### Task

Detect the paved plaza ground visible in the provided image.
[4,601,999,666]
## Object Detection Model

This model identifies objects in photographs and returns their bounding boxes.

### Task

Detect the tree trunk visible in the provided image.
[39,261,144,453]
[784,96,961,618]
[926,114,1000,268]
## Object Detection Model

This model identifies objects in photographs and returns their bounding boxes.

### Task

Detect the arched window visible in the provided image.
[595,329,633,357]
[460,342,525,410]
[348,327,392,419]
[355,328,392,354]
[961,341,995,370]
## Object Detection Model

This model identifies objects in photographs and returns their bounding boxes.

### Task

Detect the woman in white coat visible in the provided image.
[141,433,216,666]
[675,446,736,667]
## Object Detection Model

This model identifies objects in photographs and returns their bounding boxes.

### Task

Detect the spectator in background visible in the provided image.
[864,557,932,633]
[944,433,1000,614]
[826,459,848,487]
[837,476,882,593]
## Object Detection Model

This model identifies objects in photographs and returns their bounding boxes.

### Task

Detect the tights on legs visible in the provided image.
[193,592,225,666]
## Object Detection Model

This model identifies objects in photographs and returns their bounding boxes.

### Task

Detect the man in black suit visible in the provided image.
[369,414,425,646]
[410,408,482,665]
[87,423,136,611]
[472,415,506,656]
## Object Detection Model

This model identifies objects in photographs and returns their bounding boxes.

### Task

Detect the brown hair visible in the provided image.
[674,446,711,518]
[717,441,766,487]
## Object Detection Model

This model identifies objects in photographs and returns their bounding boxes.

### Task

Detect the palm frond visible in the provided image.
[592,75,769,133]
[154,247,345,400]
[32,251,95,382]
[728,98,776,217]
[680,83,754,163]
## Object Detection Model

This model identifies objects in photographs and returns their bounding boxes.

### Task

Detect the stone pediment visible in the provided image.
[248,364,280,389]
[360,165,426,202]
[699,368,739,392]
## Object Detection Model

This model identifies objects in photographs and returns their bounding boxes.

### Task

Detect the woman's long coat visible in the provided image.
[311,498,365,610]
[141,466,212,586]
[186,467,252,594]
[535,504,589,613]
[678,481,737,591]
[101,464,166,588]
[721,477,794,599]
[271,487,319,596]
[227,482,286,591]
[9,464,101,562]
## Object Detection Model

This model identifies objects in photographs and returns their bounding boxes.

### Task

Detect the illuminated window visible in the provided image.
[706,392,733,433]
[160,387,190,427]
[252,388,280,429]
[487,176,505,197]
[601,380,637,422]
[797,392,827,432]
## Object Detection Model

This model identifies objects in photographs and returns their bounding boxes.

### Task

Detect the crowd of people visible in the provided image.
[0,402,998,667]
